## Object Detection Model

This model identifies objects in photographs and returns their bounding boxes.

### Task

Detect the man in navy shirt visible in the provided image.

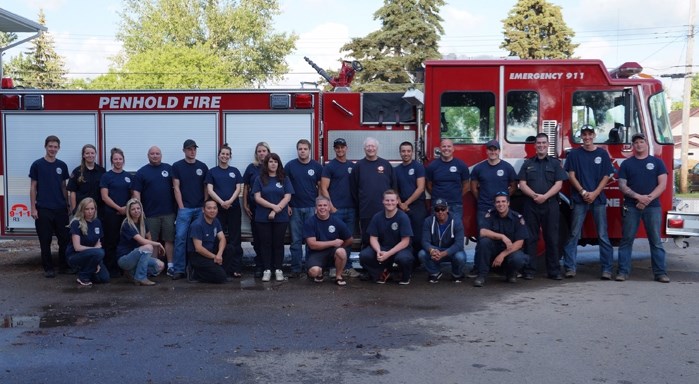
[470,139,517,230]
[425,139,470,225]
[132,146,176,276]
[29,135,70,277]
[359,189,414,284]
[473,192,529,287]
[187,199,232,284]
[395,141,426,258]
[562,126,615,279]
[351,137,395,248]
[285,139,323,277]
[171,139,209,280]
[617,133,669,283]
[304,196,353,285]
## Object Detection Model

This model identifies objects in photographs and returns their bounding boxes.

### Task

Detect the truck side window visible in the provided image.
[440,92,495,144]
[571,90,632,144]
[506,91,539,143]
[649,92,674,144]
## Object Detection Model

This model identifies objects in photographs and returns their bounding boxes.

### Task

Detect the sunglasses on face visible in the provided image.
[434,207,447,212]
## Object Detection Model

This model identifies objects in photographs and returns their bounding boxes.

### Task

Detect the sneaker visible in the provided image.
[376,269,391,284]
[655,275,670,283]
[428,272,443,283]
[473,277,485,287]
[254,269,264,279]
[600,271,612,280]
[186,265,199,283]
[615,274,627,282]
[262,269,271,282]
[342,268,362,278]
[134,279,156,286]
[171,272,185,280]
[522,272,534,280]
[452,274,464,283]
[166,267,175,277]
[506,275,517,283]
[398,279,411,285]
[76,278,92,286]
[564,270,576,278]
[275,269,285,281]
[466,267,479,278]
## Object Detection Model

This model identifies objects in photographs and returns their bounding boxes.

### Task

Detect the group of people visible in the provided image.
[29,127,670,287]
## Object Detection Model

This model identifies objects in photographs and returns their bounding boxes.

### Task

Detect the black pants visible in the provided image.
[255,221,288,270]
[189,246,233,284]
[102,210,125,276]
[217,203,243,273]
[522,199,560,277]
[406,201,427,258]
[359,246,414,282]
[35,208,69,272]
[359,217,372,249]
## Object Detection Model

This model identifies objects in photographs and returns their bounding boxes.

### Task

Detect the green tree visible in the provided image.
[94,0,296,89]
[671,73,699,111]
[4,10,67,89]
[340,0,445,92]
[500,0,578,59]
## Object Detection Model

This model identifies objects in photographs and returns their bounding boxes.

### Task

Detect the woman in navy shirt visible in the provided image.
[66,198,109,286]
[67,144,105,215]
[100,148,132,277]
[116,198,165,286]
[253,153,294,282]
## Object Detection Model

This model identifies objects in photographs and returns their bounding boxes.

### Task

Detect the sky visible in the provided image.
[1,0,694,100]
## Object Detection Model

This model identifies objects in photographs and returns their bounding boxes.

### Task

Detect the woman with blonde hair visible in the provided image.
[116,198,165,286]
[66,198,109,286]
[242,141,270,278]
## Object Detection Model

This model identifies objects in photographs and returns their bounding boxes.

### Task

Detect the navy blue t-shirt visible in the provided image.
[618,155,667,208]
[303,213,352,242]
[99,170,132,214]
[351,157,395,219]
[205,165,242,208]
[116,220,150,257]
[172,159,208,208]
[243,163,262,208]
[564,147,614,205]
[285,158,322,208]
[395,160,425,203]
[188,215,222,253]
[367,210,413,249]
[252,176,295,223]
[66,218,103,255]
[67,164,106,208]
[29,157,69,210]
[321,159,354,209]
[132,163,175,217]
[426,157,470,205]
[470,160,517,211]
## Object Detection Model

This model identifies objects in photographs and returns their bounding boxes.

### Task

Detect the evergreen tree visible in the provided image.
[340,0,445,92]
[500,0,578,59]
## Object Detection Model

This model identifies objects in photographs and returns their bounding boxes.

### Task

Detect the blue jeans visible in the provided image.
[118,248,159,281]
[448,203,463,228]
[335,207,356,268]
[617,205,666,277]
[289,206,315,273]
[417,249,467,277]
[563,203,613,274]
[68,247,107,282]
[174,207,201,274]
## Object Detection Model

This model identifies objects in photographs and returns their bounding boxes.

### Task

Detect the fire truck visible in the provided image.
[1,58,696,250]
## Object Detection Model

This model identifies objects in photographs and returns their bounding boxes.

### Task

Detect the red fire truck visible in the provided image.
[1,59,696,249]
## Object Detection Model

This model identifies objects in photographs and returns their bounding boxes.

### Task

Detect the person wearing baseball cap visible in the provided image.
[417,198,467,283]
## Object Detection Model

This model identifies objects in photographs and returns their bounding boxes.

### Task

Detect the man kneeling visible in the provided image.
[188,199,233,283]
[304,196,353,285]
[417,198,467,283]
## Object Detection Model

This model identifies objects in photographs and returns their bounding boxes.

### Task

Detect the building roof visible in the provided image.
[0,8,45,34]
[670,107,699,128]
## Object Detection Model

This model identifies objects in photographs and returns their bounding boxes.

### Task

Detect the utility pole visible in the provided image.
[680,0,696,193]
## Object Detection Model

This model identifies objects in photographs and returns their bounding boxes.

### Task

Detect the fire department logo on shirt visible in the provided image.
[95,227,101,235]
[124,176,131,183]
[276,182,283,188]
[347,167,352,174]
[391,222,398,230]
[212,229,218,237]
[328,225,336,233]
[594,157,602,164]
[196,169,203,176]
[377,166,384,173]
[497,170,504,177]
[229,172,236,178]
[646,163,655,170]
[161,170,169,177]
[449,166,457,172]
[56,168,63,175]
[308,169,315,176]
[408,168,415,176]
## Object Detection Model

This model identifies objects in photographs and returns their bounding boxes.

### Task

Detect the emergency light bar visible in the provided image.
[611,62,643,79]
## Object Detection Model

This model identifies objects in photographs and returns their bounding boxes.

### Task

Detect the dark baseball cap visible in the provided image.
[333,138,347,147]
[631,133,646,142]
[486,139,500,149]
[433,198,448,209]
[183,139,198,149]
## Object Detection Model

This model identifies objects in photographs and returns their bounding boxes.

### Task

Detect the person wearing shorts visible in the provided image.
[304,196,352,285]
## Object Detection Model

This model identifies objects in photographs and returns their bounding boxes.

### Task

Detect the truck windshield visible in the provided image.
[440,92,495,144]
[649,92,673,144]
